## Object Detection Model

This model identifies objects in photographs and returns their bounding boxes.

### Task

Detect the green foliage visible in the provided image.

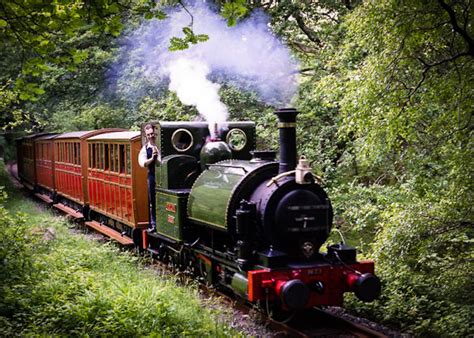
[221,0,249,26]
[260,0,473,335]
[169,27,209,51]
[0,163,235,336]
[0,0,165,130]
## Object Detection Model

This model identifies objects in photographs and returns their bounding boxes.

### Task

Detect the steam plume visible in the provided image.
[114,1,299,129]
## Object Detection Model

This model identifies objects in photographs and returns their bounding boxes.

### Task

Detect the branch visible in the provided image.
[292,10,322,46]
[437,0,474,56]
[178,0,193,28]
[299,67,316,74]
[287,40,318,54]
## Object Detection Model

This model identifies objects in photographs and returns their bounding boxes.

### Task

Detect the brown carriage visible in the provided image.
[85,131,148,245]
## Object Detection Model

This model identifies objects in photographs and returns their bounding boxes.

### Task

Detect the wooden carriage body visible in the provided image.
[16,133,53,190]
[53,129,124,206]
[86,132,148,229]
[34,134,58,193]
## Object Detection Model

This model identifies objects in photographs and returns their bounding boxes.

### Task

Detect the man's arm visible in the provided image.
[138,145,159,168]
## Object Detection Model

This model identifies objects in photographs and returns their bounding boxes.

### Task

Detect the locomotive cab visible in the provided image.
[141,121,256,245]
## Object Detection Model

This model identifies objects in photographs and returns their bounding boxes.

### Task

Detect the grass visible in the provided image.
[0,161,237,336]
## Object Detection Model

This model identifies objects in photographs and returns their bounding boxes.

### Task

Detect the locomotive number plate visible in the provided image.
[165,202,176,213]
[307,268,322,275]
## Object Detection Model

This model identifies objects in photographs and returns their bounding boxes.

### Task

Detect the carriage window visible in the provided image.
[114,144,119,172]
[115,144,120,173]
[74,143,78,164]
[92,144,96,168]
[104,144,109,171]
[99,143,103,170]
[94,144,98,169]
[88,144,92,167]
[111,144,116,172]
[95,144,98,168]
[126,145,131,175]
[72,143,76,164]
[110,144,114,172]
[98,144,101,168]
[119,144,125,173]
[77,143,81,165]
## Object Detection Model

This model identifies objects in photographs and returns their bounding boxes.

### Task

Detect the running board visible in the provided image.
[53,203,84,220]
[23,181,35,191]
[34,193,53,205]
[85,221,134,246]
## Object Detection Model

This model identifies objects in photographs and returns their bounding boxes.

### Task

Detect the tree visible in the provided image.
[0,0,162,130]
[323,1,473,335]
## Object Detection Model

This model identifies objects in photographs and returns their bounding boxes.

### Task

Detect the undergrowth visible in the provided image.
[0,162,236,336]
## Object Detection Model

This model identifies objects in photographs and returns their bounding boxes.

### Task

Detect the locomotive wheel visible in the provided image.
[198,260,213,285]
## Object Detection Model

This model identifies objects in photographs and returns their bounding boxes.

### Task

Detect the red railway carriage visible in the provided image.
[53,129,123,218]
[34,134,58,203]
[54,132,84,204]
[16,133,53,191]
[85,131,148,244]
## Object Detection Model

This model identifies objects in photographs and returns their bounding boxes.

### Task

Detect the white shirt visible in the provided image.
[138,142,161,168]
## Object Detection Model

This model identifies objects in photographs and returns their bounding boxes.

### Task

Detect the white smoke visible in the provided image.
[168,58,228,137]
[115,1,299,130]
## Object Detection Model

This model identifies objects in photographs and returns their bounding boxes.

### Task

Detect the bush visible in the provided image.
[333,182,474,336]
[0,163,235,336]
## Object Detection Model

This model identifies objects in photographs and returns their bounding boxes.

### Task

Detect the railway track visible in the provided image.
[266,307,387,337]
[8,164,387,337]
[201,286,387,337]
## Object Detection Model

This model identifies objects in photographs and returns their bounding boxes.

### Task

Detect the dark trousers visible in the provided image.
[148,177,156,228]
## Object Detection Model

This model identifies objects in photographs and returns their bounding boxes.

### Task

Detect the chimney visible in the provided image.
[274,108,299,174]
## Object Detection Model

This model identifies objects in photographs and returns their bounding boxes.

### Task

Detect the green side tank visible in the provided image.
[187,159,278,231]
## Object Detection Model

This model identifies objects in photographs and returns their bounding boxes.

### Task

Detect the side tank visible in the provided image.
[187,159,278,231]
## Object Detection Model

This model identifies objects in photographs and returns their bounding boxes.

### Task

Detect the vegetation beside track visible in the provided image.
[0,162,235,336]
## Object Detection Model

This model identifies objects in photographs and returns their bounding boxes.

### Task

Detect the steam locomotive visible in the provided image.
[16,108,380,312]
